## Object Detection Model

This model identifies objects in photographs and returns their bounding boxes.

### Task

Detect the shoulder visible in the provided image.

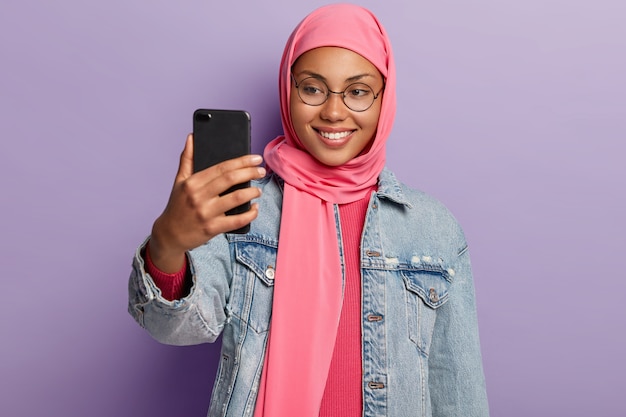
[377,168,467,251]
[378,169,458,220]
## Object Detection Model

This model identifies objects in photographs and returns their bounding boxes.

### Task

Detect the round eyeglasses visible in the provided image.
[291,74,384,112]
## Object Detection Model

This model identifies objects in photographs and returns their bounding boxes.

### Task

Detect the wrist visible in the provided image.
[149,218,187,273]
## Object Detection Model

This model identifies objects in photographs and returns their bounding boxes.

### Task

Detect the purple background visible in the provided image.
[1,0,624,415]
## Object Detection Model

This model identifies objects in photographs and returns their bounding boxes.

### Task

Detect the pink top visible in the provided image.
[144,243,188,301]
[320,194,372,416]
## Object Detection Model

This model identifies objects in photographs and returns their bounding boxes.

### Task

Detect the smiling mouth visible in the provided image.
[317,130,354,140]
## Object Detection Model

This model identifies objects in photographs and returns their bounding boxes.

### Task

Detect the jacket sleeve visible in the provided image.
[127,235,232,346]
[428,243,490,416]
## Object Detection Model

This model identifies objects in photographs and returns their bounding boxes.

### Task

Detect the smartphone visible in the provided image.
[193,108,252,234]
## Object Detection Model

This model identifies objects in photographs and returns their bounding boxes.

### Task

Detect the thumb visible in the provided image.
[175,134,194,182]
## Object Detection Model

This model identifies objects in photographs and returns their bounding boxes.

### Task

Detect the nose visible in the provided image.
[320,92,348,122]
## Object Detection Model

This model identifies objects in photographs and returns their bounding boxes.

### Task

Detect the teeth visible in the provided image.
[320,131,351,140]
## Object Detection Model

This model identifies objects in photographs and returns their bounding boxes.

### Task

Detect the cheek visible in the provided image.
[290,111,304,138]
[360,108,381,134]
[290,93,304,126]
[290,100,316,133]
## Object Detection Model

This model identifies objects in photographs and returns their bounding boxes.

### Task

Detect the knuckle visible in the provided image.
[221,170,240,184]
[180,178,196,196]
[187,192,202,210]
[230,191,248,205]
[201,224,217,237]
[216,162,230,176]
[180,179,191,193]
[199,214,218,236]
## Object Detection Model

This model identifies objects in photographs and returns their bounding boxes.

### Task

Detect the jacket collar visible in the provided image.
[272,168,412,208]
[376,168,413,208]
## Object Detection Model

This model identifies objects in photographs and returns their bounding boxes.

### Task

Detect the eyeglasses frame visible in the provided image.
[290,73,385,112]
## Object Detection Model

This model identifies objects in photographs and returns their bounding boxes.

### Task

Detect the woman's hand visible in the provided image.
[149,134,265,273]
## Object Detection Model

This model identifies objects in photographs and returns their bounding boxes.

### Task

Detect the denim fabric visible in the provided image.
[128,168,489,417]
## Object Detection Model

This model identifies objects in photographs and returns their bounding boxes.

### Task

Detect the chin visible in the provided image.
[313,153,353,167]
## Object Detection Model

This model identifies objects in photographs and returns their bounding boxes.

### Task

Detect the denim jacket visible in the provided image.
[128,168,489,417]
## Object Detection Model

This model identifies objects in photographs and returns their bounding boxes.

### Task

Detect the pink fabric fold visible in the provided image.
[254,4,396,416]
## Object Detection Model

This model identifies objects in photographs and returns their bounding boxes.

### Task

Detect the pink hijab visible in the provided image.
[255,4,396,416]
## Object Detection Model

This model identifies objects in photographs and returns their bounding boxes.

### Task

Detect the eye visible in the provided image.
[299,78,327,96]
[346,83,373,99]
[302,86,323,95]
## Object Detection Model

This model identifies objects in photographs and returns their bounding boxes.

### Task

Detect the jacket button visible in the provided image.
[366,250,381,257]
[265,266,275,280]
[367,314,383,322]
[429,288,439,303]
[368,381,385,389]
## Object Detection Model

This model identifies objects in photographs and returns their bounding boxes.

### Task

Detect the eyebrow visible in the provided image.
[296,70,376,83]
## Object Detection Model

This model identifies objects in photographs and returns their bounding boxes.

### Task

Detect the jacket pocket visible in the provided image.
[401,264,453,356]
[230,240,277,334]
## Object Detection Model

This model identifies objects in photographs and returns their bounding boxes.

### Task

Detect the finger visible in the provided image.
[188,165,264,204]
[196,186,260,231]
[195,154,264,183]
[175,134,194,183]
[205,203,260,236]
[215,187,263,215]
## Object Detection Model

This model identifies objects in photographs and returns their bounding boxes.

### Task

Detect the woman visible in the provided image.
[128,4,489,416]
